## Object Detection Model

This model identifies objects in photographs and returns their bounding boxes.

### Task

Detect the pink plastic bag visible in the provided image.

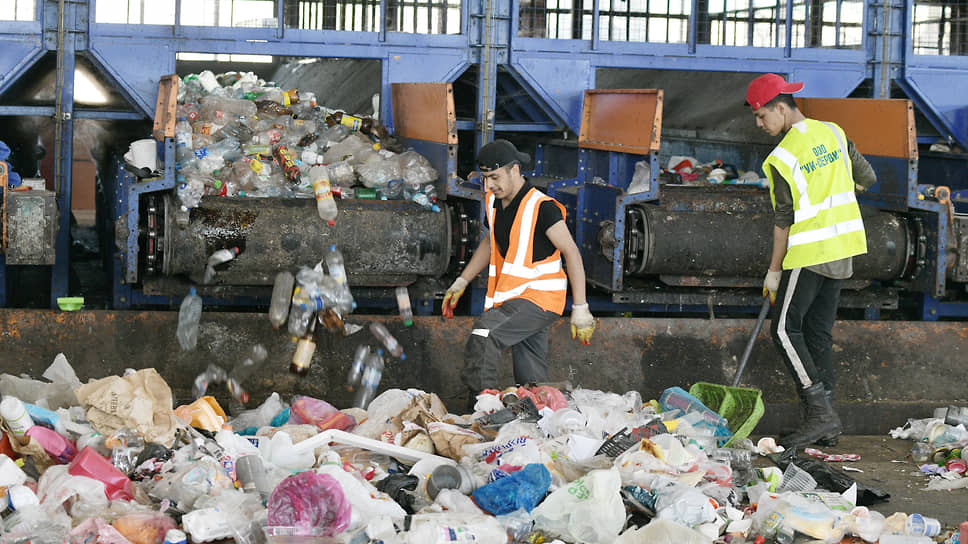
[289,395,356,432]
[268,471,351,535]
[516,386,568,411]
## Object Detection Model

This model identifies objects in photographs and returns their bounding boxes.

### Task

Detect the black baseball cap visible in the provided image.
[476,139,530,172]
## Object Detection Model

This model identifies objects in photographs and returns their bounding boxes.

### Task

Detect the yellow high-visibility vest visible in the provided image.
[764,119,867,269]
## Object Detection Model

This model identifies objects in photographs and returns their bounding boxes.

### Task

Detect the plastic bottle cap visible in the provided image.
[327,220,335,226]
[329,244,337,251]
[399,353,406,361]
[189,287,197,296]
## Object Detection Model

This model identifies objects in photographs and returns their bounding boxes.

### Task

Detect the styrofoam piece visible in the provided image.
[290,429,457,465]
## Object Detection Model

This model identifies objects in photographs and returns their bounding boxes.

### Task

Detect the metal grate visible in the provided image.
[518,0,863,48]
[913,0,968,56]
[0,0,36,20]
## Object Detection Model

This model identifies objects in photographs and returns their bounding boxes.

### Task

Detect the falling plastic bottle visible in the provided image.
[227,344,268,405]
[346,345,370,392]
[204,247,240,284]
[177,287,203,351]
[395,286,413,327]
[310,166,337,226]
[411,191,441,212]
[353,348,384,409]
[193,364,227,400]
[369,321,405,360]
[268,271,294,329]
[325,245,347,286]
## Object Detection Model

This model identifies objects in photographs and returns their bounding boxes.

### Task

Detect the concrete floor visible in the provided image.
[753,435,968,530]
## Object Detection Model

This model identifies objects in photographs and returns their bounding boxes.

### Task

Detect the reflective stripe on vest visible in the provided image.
[483,188,567,314]
[764,119,867,269]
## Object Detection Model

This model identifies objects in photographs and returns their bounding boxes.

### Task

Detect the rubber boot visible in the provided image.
[779,383,842,450]
[814,388,840,446]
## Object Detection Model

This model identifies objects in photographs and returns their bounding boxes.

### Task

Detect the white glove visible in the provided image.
[570,303,595,345]
[763,270,782,304]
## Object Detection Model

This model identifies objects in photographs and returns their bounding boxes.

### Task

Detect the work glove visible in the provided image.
[570,303,595,345]
[763,270,782,304]
[442,277,468,319]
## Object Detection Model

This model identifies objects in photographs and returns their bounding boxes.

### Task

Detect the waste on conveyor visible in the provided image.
[2,351,965,543]
[148,70,441,224]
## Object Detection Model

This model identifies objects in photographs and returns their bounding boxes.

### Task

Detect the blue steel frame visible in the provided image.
[2,0,967,317]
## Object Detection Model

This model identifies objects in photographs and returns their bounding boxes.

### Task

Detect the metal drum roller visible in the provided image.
[160,195,452,286]
[623,204,915,281]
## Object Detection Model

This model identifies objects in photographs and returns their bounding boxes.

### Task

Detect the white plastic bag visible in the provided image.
[616,518,712,544]
[532,468,625,544]
[316,464,407,531]
[627,160,652,194]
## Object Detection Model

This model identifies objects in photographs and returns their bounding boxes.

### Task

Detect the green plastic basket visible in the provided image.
[689,381,764,447]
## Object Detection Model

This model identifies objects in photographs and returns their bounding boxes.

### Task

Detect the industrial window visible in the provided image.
[913,1,968,56]
[518,0,862,48]
[92,0,461,34]
[0,0,36,20]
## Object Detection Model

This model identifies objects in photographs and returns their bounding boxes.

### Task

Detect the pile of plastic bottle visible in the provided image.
[171,70,441,224]
[2,349,966,544]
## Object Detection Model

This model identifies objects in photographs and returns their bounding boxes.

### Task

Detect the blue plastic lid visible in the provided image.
[376,348,384,356]
[400,353,407,360]
[329,244,337,251]
[189,287,197,296]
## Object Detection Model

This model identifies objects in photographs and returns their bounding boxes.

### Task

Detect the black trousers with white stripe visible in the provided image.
[769,268,842,390]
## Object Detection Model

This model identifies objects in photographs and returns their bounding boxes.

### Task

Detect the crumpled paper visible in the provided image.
[74,369,180,446]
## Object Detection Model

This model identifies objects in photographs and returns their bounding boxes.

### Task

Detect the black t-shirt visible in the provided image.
[484,182,564,261]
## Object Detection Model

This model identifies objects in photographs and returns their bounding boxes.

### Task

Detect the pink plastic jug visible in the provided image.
[68,446,134,501]
[25,426,77,464]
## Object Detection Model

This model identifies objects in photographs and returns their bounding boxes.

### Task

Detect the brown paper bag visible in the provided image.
[427,421,483,460]
[75,368,180,445]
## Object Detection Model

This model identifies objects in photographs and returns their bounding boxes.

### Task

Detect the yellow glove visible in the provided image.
[442,277,468,319]
[570,303,595,345]
[763,270,781,304]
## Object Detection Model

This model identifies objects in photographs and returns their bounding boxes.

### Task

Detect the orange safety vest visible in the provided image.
[484,187,568,314]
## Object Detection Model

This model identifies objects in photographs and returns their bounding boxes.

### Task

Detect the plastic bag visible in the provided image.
[112,512,177,544]
[289,395,356,432]
[472,463,550,515]
[531,468,625,544]
[627,160,652,195]
[316,464,407,531]
[36,464,109,520]
[615,518,710,544]
[230,392,288,431]
[268,471,351,535]
[652,477,718,527]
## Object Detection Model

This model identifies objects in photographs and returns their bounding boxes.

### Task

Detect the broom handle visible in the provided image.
[733,297,771,387]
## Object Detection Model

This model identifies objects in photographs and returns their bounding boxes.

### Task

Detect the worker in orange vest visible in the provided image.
[442,139,595,411]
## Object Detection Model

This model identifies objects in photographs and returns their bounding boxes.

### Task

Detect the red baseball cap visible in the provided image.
[745,73,804,110]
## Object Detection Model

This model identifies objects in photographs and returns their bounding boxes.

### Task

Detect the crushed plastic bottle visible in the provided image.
[193,364,227,399]
[290,317,317,376]
[177,287,203,351]
[411,191,441,212]
[227,344,268,405]
[204,247,240,284]
[369,321,405,360]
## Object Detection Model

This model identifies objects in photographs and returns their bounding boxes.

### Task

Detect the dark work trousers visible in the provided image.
[769,267,842,391]
[460,297,561,394]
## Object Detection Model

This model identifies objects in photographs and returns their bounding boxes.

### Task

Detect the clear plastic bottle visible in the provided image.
[227,344,267,405]
[204,247,240,284]
[287,287,315,338]
[325,245,347,286]
[310,166,337,225]
[199,95,258,120]
[177,287,203,350]
[411,191,441,212]
[353,348,384,409]
[369,321,405,360]
[269,271,294,329]
[346,345,370,392]
[395,286,413,326]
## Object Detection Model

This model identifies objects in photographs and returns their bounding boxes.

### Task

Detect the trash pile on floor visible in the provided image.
[3,354,968,544]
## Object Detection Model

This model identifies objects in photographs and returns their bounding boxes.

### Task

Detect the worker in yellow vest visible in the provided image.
[746,74,877,449]
[442,139,596,411]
